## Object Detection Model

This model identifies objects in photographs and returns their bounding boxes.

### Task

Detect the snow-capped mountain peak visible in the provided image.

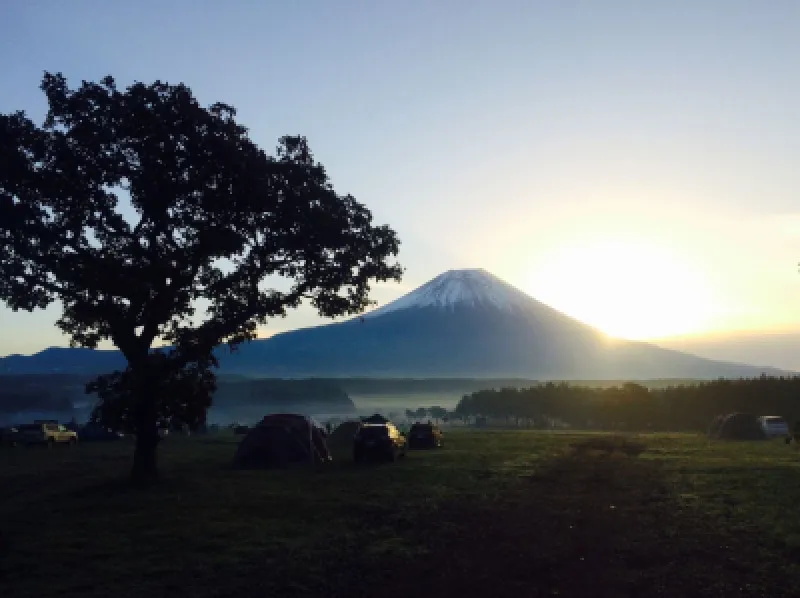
[364,268,534,318]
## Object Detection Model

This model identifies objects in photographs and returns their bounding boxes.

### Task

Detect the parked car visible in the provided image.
[0,426,21,447]
[759,415,790,438]
[353,423,407,462]
[408,422,444,449]
[17,422,78,446]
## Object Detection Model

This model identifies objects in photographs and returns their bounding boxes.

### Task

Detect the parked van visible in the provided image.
[758,415,790,438]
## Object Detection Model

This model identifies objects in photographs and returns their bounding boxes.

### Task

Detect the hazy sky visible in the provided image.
[1,0,799,357]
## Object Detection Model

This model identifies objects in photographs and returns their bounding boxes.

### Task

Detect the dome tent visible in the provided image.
[713,413,766,441]
[233,414,331,468]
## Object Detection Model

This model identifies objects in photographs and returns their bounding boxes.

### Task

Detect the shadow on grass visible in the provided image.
[376,437,797,598]
[4,433,799,598]
[568,434,647,458]
[60,475,194,501]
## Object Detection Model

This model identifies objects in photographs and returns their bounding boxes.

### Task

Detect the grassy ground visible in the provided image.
[2,431,800,597]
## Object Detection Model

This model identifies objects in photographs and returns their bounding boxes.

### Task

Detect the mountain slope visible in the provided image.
[221,269,790,378]
[365,268,537,316]
[0,269,790,379]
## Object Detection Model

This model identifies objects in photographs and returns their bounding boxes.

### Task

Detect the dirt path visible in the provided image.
[375,439,790,598]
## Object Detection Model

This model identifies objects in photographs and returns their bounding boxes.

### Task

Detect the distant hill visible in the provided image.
[658,332,800,373]
[0,348,127,375]
[0,374,355,422]
[213,378,355,414]
[0,269,792,379]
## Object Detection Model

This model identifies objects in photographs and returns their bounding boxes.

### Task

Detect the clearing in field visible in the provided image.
[2,431,800,597]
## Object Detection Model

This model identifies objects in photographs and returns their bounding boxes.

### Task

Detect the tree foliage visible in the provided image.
[0,73,401,362]
[0,72,402,479]
[87,353,215,433]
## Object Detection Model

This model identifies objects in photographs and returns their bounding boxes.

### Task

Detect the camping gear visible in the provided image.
[233,414,331,468]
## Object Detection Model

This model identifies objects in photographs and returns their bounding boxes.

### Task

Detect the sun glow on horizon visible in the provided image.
[528,238,721,341]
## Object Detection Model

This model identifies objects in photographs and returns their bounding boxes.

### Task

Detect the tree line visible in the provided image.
[454,376,800,431]
[404,406,449,422]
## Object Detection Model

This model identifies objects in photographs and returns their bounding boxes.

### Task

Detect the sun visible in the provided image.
[528,238,718,341]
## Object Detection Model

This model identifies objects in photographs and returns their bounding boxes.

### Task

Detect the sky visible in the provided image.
[1,0,799,364]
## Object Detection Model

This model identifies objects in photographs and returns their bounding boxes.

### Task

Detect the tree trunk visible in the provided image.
[131,367,160,484]
[131,423,159,484]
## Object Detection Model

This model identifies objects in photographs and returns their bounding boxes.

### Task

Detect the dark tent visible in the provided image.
[233,414,331,468]
[714,413,766,441]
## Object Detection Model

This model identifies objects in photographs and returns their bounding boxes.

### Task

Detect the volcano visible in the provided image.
[0,269,789,379]
[219,269,785,379]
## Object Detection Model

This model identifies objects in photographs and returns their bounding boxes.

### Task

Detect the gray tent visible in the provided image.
[713,413,765,441]
[233,414,331,468]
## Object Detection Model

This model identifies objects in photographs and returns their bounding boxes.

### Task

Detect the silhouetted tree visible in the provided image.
[428,406,447,423]
[0,73,402,482]
[88,352,215,434]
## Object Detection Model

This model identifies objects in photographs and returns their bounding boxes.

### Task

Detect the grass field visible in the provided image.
[2,431,800,597]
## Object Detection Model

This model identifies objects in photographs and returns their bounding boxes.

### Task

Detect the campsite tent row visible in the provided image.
[233,414,390,468]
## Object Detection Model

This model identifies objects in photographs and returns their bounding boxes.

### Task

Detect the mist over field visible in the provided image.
[0,393,463,428]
